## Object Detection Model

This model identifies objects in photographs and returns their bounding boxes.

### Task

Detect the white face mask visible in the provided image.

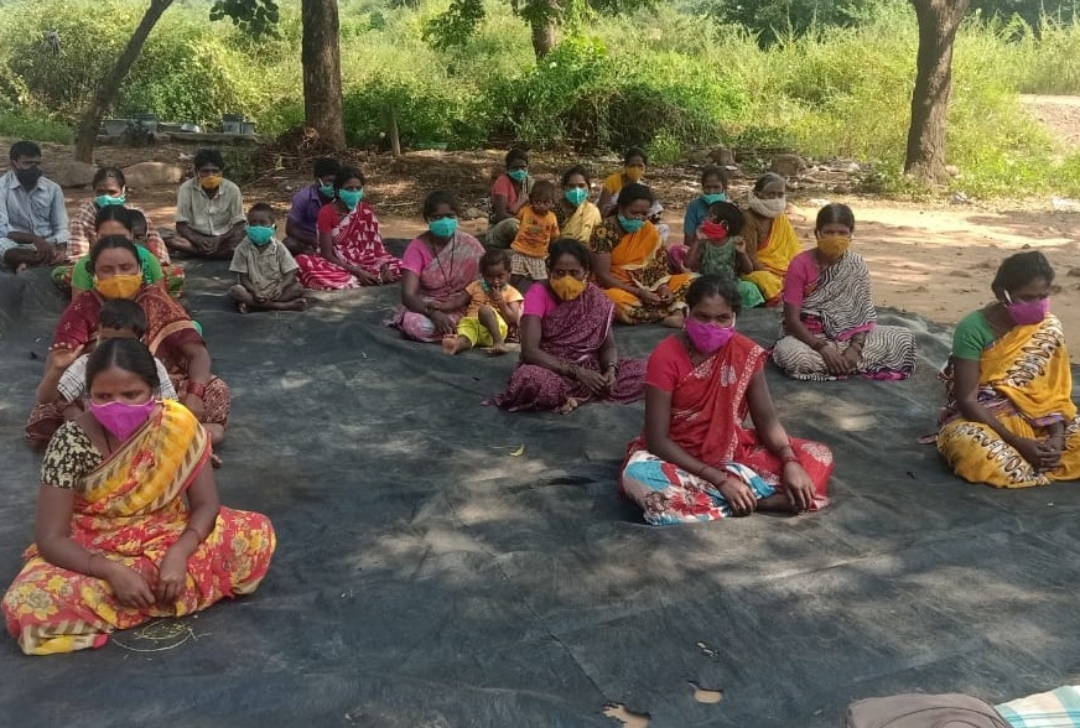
[748,191,786,218]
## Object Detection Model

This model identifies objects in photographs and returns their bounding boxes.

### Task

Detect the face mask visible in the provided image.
[15,167,42,187]
[748,191,786,218]
[429,217,458,238]
[702,193,727,205]
[89,400,156,441]
[685,316,737,354]
[1004,291,1050,326]
[95,273,143,300]
[319,183,336,199]
[625,166,645,183]
[247,225,275,246]
[480,280,506,293]
[200,175,223,191]
[508,169,528,183]
[817,234,851,258]
[564,188,588,206]
[338,189,364,210]
[701,221,729,241]
[96,194,126,208]
[618,214,645,234]
[550,275,587,302]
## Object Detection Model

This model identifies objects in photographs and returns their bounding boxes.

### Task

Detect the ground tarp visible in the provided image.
[2,251,1079,728]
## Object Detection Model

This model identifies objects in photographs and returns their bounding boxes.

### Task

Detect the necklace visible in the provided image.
[428,233,456,289]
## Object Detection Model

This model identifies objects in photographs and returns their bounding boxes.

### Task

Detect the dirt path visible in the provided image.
[1021,94,1080,150]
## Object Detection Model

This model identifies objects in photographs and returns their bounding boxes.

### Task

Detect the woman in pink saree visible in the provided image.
[487,239,645,413]
[391,191,485,342]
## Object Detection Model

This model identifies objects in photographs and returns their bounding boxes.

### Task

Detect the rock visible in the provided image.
[809,198,830,207]
[1067,267,1080,277]
[46,161,97,189]
[1051,196,1080,212]
[463,207,486,221]
[950,191,971,205]
[707,146,736,167]
[770,154,807,178]
[945,165,960,177]
[122,162,185,190]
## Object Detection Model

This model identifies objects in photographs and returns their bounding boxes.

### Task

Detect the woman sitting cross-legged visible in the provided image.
[935,250,1080,488]
[487,239,645,413]
[3,338,275,655]
[621,274,833,525]
[772,203,916,381]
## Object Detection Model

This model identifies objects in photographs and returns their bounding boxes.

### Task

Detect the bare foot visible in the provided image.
[441,335,460,356]
[489,342,509,356]
[558,397,581,415]
[210,453,223,468]
[237,302,249,315]
[662,312,685,328]
[14,263,27,274]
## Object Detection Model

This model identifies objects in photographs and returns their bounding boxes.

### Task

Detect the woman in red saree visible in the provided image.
[488,239,645,413]
[27,236,229,448]
[391,191,485,343]
[294,165,401,290]
[4,338,274,655]
[622,274,833,525]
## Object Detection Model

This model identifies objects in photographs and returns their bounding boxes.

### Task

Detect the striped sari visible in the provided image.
[3,401,275,655]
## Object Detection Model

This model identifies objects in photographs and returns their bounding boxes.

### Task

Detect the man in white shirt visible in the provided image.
[0,141,70,271]
[170,148,247,259]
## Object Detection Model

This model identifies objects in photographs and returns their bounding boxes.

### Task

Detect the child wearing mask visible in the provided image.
[228,203,306,313]
[509,180,560,291]
[685,201,764,308]
[443,249,523,356]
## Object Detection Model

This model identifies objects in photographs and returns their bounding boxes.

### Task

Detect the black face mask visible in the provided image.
[14,167,42,187]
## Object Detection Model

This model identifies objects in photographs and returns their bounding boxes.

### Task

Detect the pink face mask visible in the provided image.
[89,400,156,441]
[1004,291,1050,326]
[685,316,736,354]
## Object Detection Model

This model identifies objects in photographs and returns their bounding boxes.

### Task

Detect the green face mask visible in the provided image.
[508,169,528,183]
[702,193,727,204]
[247,225,275,246]
[319,183,336,199]
[96,194,126,208]
[564,188,588,206]
[338,189,364,210]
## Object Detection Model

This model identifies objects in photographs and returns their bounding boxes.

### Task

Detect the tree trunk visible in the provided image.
[73,0,174,163]
[527,0,558,59]
[904,0,970,182]
[301,0,346,149]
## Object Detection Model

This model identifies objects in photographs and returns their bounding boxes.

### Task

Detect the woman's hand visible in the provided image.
[602,368,618,393]
[717,475,756,516]
[182,393,205,421]
[818,343,848,376]
[781,461,815,513]
[46,344,84,371]
[429,310,456,336]
[841,345,861,372]
[1012,437,1052,471]
[352,267,379,286]
[656,284,673,304]
[576,367,608,394]
[104,562,155,609]
[156,548,189,604]
[637,288,662,306]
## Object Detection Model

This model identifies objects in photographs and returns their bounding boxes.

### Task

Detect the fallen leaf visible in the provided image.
[509,444,525,457]
[690,682,724,704]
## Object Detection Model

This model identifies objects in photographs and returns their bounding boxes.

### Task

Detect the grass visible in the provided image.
[0,111,72,144]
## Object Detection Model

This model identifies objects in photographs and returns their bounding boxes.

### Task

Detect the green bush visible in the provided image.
[0,110,73,144]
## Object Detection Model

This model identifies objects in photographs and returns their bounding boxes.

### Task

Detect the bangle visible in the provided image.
[187,381,207,400]
[783,454,799,465]
[603,362,618,374]
[811,340,826,352]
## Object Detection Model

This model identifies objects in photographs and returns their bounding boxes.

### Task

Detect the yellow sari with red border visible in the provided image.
[3,400,275,655]
[601,221,693,324]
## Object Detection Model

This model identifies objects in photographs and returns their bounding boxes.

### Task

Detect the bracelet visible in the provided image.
[187,381,207,400]
[603,362,619,374]
[424,302,436,316]
[565,363,580,379]
[811,340,827,352]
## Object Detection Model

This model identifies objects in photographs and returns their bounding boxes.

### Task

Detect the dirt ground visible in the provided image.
[18,95,1080,353]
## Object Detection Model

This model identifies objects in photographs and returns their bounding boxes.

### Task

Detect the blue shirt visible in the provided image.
[0,170,70,243]
[682,198,711,237]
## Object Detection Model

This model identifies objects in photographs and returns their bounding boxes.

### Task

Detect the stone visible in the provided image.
[707,146,736,167]
[770,154,807,178]
[46,161,97,189]
[122,162,185,190]
[945,164,960,177]
[463,207,486,221]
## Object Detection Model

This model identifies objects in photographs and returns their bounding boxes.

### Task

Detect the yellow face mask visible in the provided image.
[200,174,223,191]
[95,273,142,300]
[817,234,851,259]
[624,166,645,183]
[550,275,587,302]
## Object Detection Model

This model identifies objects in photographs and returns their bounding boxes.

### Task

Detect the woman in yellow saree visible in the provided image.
[936,251,1080,488]
[589,183,694,326]
[3,338,275,655]
[741,173,802,305]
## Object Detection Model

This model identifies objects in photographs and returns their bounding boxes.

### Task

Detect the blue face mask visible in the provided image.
[429,217,458,238]
[338,189,364,210]
[319,183,336,199]
[508,169,528,183]
[247,225,275,246]
[96,194,126,207]
[618,214,646,233]
[564,188,588,206]
[702,193,727,205]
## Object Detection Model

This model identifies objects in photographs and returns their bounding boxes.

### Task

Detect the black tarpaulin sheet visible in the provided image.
[2,252,1079,727]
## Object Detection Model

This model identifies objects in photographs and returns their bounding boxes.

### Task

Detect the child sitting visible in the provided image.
[509,180,560,290]
[35,298,177,423]
[443,249,523,357]
[130,208,185,298]
[685,201,765,308]
[228,203,307,313]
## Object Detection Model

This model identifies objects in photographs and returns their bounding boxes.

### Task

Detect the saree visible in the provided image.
[295,203,401,291]
[936,314,1080,488]
[390,232,485,343]
[743,212,800,304]
[487,284,645,411]
[555,200,602,245]
[3,401,275,655]
[772,251,916,381]
[621,334,833,525]
[591,219,693,324]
